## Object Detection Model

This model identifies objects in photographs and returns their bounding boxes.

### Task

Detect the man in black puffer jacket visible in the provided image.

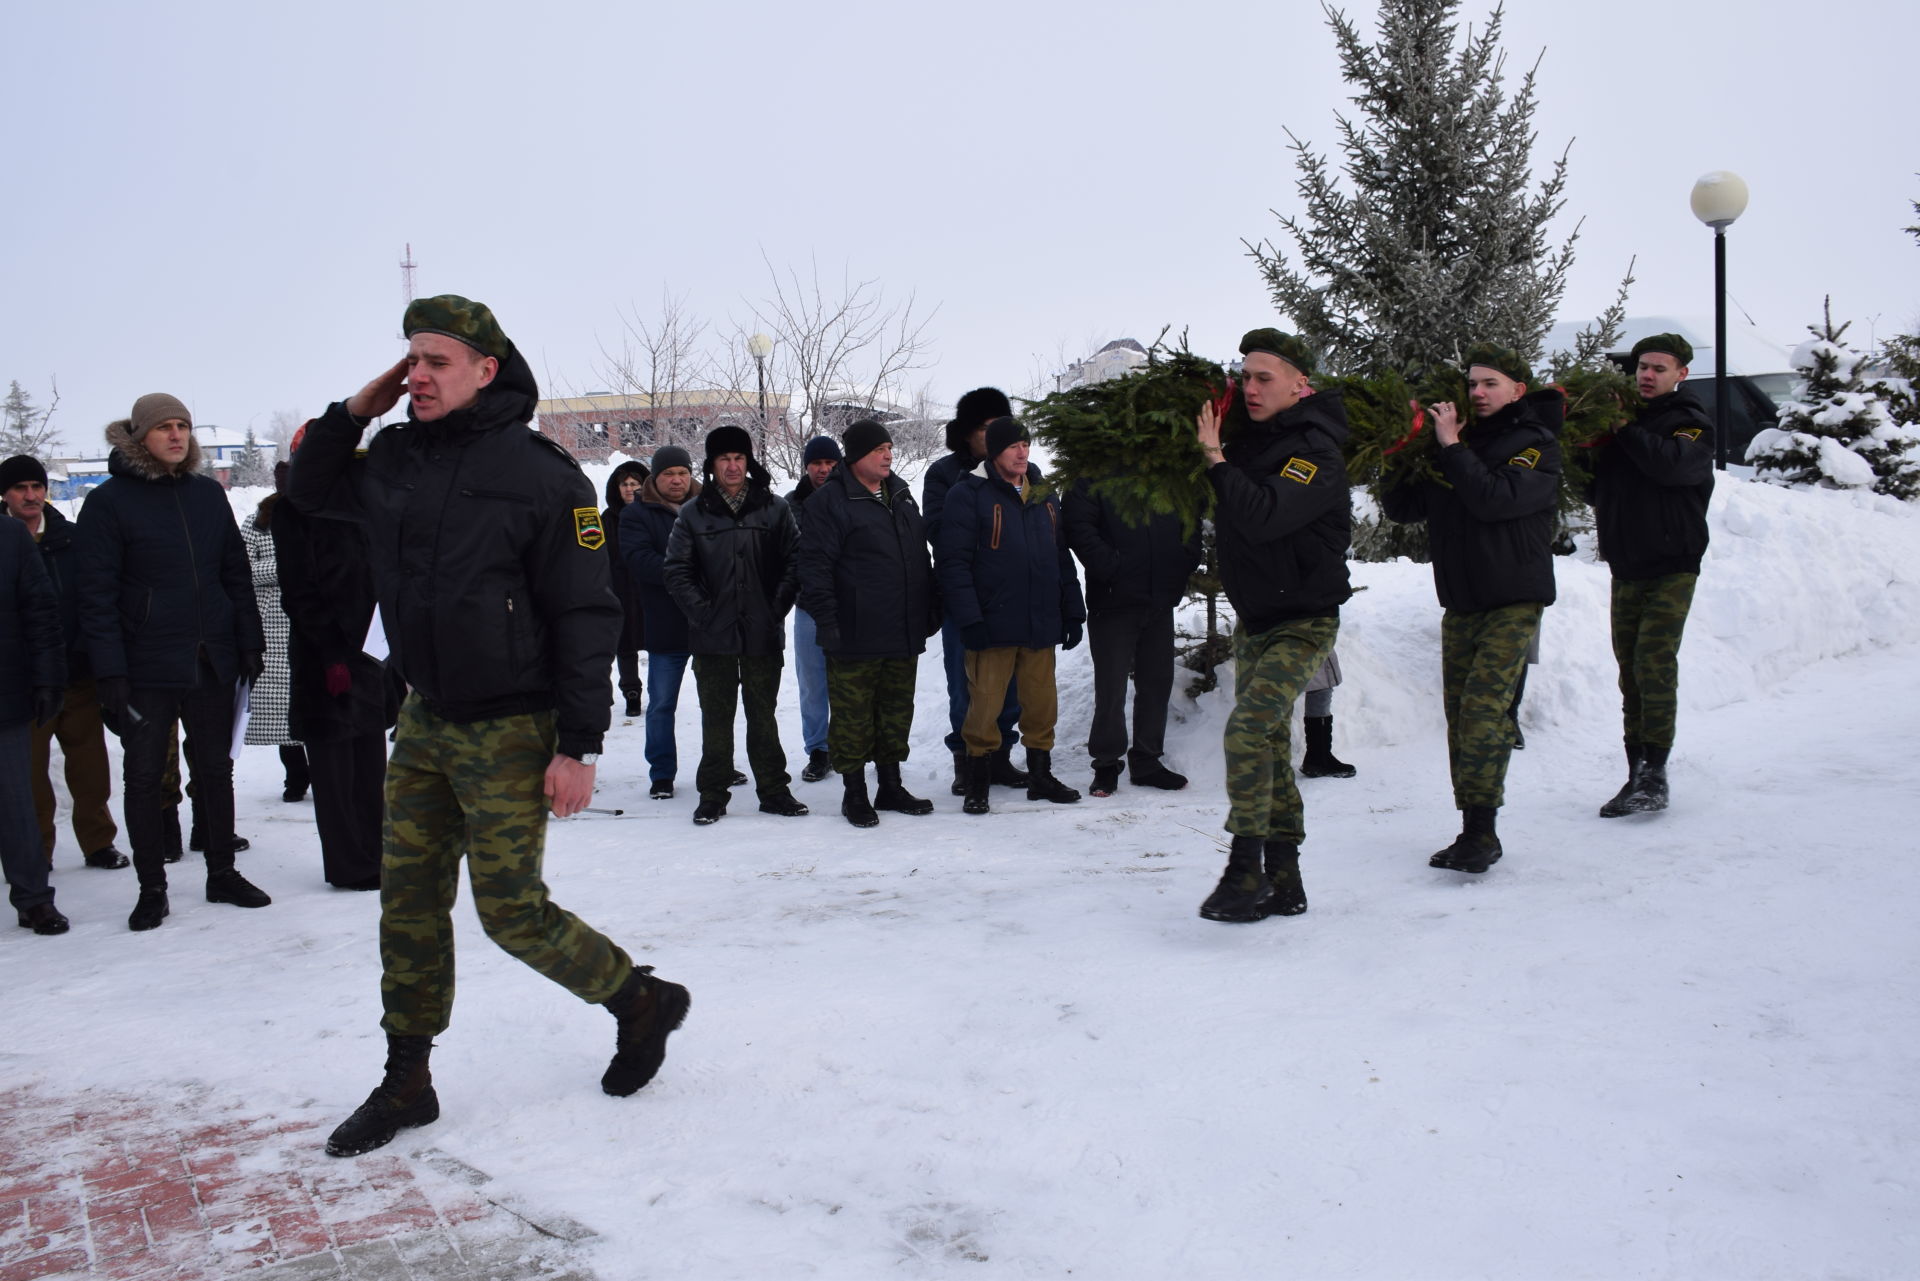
[797,420,941,826]
[1192,330,1351,924]
[293,296,686,1160]
[664,424,806,825]
[1587,332,1715,819]
[1384,343,1561,876]
[1,515,67,934]
[76,395,270,931]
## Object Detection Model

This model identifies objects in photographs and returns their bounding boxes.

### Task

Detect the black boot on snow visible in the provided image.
[128,888,170,932]
[950,751,968,797]
[326,1035,438,1157]
[1598,743,1645,818]
[801,749,833,783]
[872,762,933,815]
[962,755,993,815]
[206,867,272,908]
[602,966,691,1097]
[841,769,879,828]
[1429,805,1503,874]
[1298,716,1357,779]
[1263,841,1308,916]
[1626,745,1670,813]
[1199,836,1274,923]
[1025,750,1080,804]
[1090,763,1121,798]
[989,743,1029,788]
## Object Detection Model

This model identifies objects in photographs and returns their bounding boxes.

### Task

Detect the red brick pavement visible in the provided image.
[0,1086,498,1280]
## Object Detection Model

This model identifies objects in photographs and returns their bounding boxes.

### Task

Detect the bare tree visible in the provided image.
[2,378,61,457]
[595,289,713,454]
[262,409,306,458]
[887,381,951,473]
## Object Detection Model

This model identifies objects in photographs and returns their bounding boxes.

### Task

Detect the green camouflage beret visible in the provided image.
[1629,332,1694,366]
[403,294,510,361]
[1238,328,1317,377]
[1462,342,1533,386]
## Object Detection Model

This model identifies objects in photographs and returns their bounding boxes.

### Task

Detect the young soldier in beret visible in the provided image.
[1587,333,1714,817]
[1192,330,1351,922]
[292,295,688,1157]
[1384,343,1561,875]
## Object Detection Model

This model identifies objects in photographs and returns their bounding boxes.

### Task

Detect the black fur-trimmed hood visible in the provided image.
[104,418,203,481]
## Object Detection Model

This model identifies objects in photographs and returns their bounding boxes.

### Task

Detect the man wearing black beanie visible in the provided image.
[921,387,1025,795]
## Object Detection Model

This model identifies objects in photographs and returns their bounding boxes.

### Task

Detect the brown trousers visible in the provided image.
[30,675,120,863]
[962,646,1058,756]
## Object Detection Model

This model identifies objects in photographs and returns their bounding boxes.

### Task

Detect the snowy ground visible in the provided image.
[7,475,1919,1279]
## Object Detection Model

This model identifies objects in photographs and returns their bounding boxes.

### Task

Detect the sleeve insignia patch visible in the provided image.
[573,507,606,550]
[1674,427,1704,442]
[1507,447,1542,470]
[1280,456,1319,485]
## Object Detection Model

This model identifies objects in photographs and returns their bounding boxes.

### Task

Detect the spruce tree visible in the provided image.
[1751,299,1918,500]
[230,428,273,488]
[1247,0,1580,377]
[2,380,60,457]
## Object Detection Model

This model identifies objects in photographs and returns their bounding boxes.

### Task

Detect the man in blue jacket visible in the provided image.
[619,446,700,800]
[936,417,1085,814]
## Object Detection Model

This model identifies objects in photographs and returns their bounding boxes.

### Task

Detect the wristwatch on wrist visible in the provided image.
[571,753,601,765]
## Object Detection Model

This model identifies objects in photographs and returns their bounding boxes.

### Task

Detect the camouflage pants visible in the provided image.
[826,656,917,773]
[1611,573,1698,749]
[379,695,633,1038]
[693,653,790,804]
[1441,603,1544,810]
[1224,616,1339,839]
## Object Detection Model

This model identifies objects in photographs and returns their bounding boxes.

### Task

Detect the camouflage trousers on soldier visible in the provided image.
[826,656,918,774]
[379,695,633,1038]
[1441,603,1544,810]
[1224,616,1339,839]
[693,653,790,805]
[1611,572,1697,750]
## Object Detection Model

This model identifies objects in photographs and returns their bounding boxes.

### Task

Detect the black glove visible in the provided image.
[1062,622,1084,652]
[97,676,131,733]
[961,622,992,651]
[238,651,265,683]
[815,625,842,654]
[32,686,64,728]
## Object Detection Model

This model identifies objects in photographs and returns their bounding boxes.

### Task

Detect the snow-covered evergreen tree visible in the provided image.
[230,428,272,488]
[1247,0,1581,377]
[1750,299,1919,500]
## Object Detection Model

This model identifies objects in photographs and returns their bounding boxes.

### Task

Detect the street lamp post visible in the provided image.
[1690,171,1750,471]
[747,333,774,454]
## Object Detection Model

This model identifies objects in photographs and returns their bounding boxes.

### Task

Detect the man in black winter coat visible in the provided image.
[619,447,700,800]
[292,295,684,1159]
[1,515,69,934]
[602,460,650,719]
[1588,332,1715,818]
[1063,479,1201,798]
[787,435,841,784]
[922,387,1025,795]
[935,416,1086,814]
[796,420,940,827]
[76,394,271,931]
[1384,343,1561,875]
[3,454,125,870]
[1191,331,1351,923]
[664,424,807,825]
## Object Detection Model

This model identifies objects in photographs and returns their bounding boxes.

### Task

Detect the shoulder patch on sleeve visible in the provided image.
[573,507,605,550]
[1507,447,1542,470]
[1280,456,1319,485]
[1673,426,1704,442]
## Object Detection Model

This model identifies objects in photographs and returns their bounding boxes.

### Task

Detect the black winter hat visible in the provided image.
[955,387,1013,428]
[984,416,1029,463]
[842,419,892,466]
[803,435,843,465]
[651,445,694,474]
[0,454,49,490]
[705,424,755,461]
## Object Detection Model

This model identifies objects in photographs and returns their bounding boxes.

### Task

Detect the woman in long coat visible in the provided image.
[604,460,649,718]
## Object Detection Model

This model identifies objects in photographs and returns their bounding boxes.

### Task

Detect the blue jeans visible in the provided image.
[940,616,1019,754]
[644,652,692,783]
[792,608,830,754]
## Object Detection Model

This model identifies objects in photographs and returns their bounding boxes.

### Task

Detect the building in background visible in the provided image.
[537,390,793,463]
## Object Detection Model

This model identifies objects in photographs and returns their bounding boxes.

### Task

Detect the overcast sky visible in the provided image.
[4,0,1915,453]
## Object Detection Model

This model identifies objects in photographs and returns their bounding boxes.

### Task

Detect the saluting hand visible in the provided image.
[1431,402,1462,447]
[346,356,410,420]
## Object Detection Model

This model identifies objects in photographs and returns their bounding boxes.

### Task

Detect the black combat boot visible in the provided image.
[162,806,184,864]
[602,965,691,1097]
[1129,759,1189,791]
[1626,745,1670,813]
[950,751,968,797]
[1089,762,1121,797]
[757,792,809,817]
[624,691,643,718]
[128,887,170,931]
[1298,716,1356,779]
[989,743,1029,788]
[1199,836,1274,923]
[841,769,879,828]
[85,845,130,869]
[1263,841,1308,916]
[872,763,933,816]
[1598,742,1645,818]
[205,848,271,908]
[1429,805,1503,874]
[962,755,993,815]
[326,1035,438,1157]
[801,749,833,783]
[1025,750,1080,804]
